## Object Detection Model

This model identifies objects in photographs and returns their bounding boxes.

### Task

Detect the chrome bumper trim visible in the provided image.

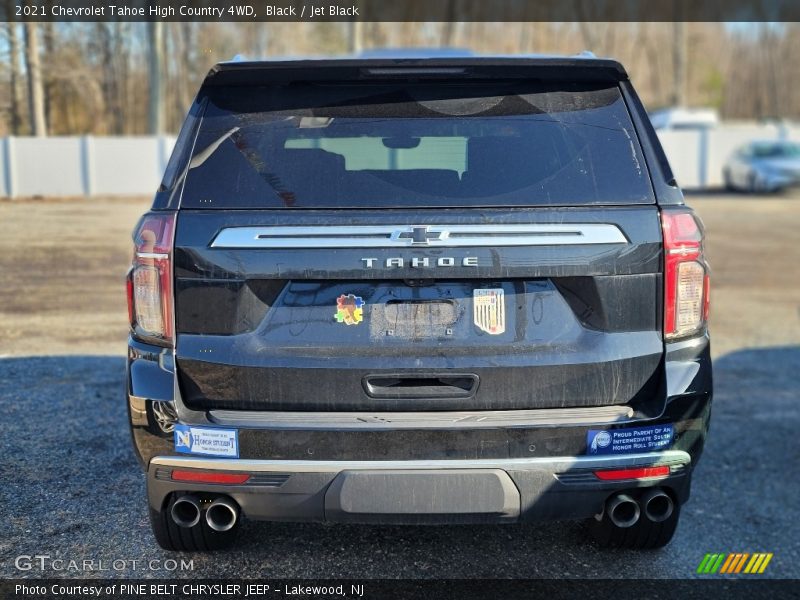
[150,450,691,474]
[208,405,635,430]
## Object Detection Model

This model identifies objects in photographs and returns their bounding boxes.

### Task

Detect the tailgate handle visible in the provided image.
[363,374,478,399]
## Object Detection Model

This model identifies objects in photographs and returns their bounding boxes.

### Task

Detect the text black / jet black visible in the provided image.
[126,53,712,552]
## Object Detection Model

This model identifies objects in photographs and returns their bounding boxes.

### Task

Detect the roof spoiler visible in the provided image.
[202,57,628,87]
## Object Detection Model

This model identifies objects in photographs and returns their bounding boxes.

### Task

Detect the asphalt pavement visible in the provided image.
[1,346,798,579]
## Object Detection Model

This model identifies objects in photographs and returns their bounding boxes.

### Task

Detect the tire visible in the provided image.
[587,498,680,550]
[722,169,735,192]
[149,494,239,552]
[748,173,760,194]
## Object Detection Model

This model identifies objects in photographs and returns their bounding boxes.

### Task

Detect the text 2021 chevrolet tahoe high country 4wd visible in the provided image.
[126,54,712,551]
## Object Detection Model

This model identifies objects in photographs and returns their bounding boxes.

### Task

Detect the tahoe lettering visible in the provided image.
[361,257,479,268]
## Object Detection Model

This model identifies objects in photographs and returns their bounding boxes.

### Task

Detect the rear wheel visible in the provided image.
[723,169,735,191]
[748,173,761,194]
[149,494,239,552]
[587,498,681,550]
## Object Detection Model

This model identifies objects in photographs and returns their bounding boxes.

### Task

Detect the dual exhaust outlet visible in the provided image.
[605,488,674,528]
[171,490,670,531]
[170,495,239,532]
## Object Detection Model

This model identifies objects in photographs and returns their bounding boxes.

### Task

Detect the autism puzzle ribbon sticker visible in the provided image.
[334,294,365,325]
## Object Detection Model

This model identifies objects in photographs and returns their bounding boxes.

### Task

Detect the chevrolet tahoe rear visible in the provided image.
[126,55,712,551]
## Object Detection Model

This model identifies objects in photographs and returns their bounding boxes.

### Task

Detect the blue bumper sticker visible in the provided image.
[587,424,674,455]
[174,425,239,458]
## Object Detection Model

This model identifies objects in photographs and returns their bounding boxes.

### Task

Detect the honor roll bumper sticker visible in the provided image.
[587,424,674,455]
[473,288,505,334]
[174,425,239,458]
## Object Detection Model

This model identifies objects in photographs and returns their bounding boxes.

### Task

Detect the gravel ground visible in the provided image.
[0,194,798,579]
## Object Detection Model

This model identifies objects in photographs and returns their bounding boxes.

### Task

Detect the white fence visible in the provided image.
[659,123,800,189]
[1,136,175,197]
[0,125,798,197]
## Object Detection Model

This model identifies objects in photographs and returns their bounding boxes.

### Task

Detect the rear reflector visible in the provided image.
[170,470,250,485]
[594,466,671,481]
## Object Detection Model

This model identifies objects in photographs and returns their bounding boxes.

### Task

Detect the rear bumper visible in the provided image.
[760,172,800,191]
[129,332,712,524]
[148,450,692,524]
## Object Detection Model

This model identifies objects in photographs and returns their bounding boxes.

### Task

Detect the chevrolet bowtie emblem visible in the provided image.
[394,226,443,245]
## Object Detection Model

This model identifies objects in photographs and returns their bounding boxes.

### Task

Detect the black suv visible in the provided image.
[126,54,712,551]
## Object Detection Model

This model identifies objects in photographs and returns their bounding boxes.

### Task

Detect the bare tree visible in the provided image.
[23,22,47,136]
[672,21,687,106]
[94,23,130,134]
[762,24,781,118]
[575,1,604,52]
[347,20,363,54]
[5,19,23,134]
[3,21,800,135]
[252,23,269,58]
[440,0,458,46]
[42,13,55,127]
[578,22,601,52]
[147,21,166,134]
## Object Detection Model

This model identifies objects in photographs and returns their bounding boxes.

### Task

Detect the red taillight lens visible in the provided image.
[129,212,175,345]
[593,466,670,481]
[126,272,134,325]
[661,209,709,340]
[170,470,250,484]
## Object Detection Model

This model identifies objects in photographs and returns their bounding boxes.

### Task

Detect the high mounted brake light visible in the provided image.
[127,213,175,346]
[661,209,709,340]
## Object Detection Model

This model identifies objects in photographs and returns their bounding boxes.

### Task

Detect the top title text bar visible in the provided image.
[2,0,800,23]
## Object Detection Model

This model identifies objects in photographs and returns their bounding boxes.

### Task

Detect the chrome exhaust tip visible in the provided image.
[205,496,239,532]
[171,495,201,528]
[606,493,640,528]
[642,488,674,523]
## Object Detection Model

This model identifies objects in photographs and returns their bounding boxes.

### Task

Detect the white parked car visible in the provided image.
[723,140,800,193]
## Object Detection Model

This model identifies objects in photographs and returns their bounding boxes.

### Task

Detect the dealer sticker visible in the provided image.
[174,425,239,458]
[586,424,674,455]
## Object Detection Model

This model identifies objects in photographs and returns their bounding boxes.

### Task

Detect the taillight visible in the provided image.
[128,212,175,346]
[661,209,709,340]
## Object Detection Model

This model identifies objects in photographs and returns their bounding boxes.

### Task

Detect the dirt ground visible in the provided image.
[0,193,798,358]
[0,197,147,356]
[691,194,800,357]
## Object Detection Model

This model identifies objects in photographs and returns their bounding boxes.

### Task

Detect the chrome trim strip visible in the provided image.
[208,405,635,430]
[136,252,169,259]
[210,223,628,249]
[150,450,691,474]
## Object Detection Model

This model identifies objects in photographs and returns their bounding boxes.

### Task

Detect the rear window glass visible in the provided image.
[179,80,654,209]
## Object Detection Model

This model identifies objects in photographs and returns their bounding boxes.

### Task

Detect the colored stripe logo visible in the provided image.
[697,553,773,574]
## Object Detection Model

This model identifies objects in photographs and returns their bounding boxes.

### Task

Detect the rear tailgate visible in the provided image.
[174,207,663,412]
[170,62,665,414]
